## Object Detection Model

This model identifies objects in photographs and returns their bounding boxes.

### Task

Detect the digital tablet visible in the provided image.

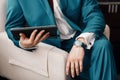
[10,25,57,40]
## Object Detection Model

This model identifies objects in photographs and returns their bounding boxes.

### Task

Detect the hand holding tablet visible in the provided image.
[10,25,57,48]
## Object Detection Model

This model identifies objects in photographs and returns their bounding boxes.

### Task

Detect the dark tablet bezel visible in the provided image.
[10,25,57,40]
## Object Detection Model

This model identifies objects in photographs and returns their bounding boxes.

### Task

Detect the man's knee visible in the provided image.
[90,36,113,61]
[93,36,112,50]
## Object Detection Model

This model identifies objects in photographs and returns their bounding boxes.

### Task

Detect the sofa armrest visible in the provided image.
[0,32,70,80]
[103,25,110,40]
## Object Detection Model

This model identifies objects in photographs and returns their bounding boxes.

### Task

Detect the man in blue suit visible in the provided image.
[5,0,117,80]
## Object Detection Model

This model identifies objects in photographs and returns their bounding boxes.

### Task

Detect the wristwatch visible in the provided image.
[74,40,86,49]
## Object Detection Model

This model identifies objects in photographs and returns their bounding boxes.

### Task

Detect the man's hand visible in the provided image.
[66,38,86,78]
[19,29,50,48]
[66,45,85,78]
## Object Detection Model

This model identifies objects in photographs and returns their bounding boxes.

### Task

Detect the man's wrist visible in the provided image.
[19,41,37,50]
[74,40,87,49]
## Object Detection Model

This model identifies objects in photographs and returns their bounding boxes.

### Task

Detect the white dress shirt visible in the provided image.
[53,0,76,39]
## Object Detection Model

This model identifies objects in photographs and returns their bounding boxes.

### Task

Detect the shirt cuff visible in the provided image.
[76,32,95,49]
[19,41,37,50]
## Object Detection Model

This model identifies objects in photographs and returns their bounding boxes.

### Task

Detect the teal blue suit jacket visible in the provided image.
[5,0,105,48]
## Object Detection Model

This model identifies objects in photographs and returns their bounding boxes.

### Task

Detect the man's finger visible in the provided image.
[79,60,83,72]
[71,62,75,78]
[34,30,45,44]
[30,29,38,41]
[75,61,79,76]
[19,33,26,41]
[66,60,70,76]
[39,32,50,42]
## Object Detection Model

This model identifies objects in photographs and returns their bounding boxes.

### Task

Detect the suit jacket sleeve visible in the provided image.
[5,0,26,47]
[81,0,105,38]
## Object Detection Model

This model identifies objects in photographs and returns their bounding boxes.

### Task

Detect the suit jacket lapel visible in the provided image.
[40,0,56,25]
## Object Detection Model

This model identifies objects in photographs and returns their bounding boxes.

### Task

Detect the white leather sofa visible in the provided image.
[0,0,110,80]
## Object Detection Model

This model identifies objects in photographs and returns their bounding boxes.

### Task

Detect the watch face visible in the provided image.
[74,40,82,47]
